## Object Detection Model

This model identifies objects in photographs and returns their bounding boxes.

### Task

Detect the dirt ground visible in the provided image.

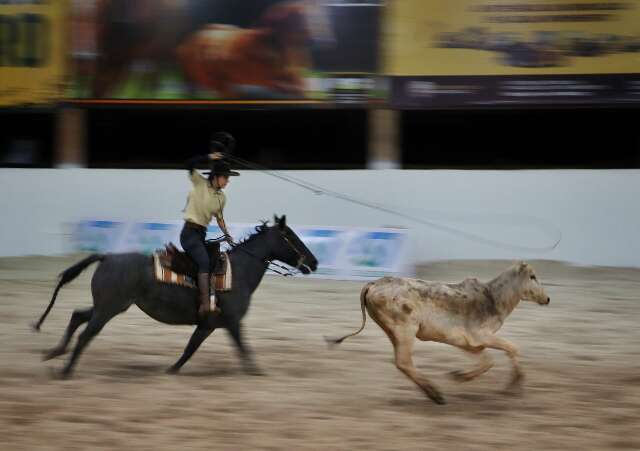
[0,255,639,450]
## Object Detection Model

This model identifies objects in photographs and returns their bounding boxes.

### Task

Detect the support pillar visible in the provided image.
[367,108,401,169]
[55,107,87,168]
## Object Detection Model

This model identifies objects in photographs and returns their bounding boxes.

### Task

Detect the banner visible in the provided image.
[385,0,640,107]
[0,0,67,106]
[70,220,411,280]
[67,0,385,105]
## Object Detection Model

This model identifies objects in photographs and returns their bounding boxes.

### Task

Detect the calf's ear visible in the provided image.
[517,261,529,274]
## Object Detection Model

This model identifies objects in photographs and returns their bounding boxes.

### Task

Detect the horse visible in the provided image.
[88,0,334,98]
[176,0,331,98]
[33,215,318,378]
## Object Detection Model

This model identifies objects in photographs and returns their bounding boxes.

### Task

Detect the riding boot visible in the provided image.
[197,273,211,320]
[210,290,222,314]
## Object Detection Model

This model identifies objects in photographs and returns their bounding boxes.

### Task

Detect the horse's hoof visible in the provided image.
[244,365,265,376]
[42,348,66,361]
[48,367,72,380]
[166,366,180,375]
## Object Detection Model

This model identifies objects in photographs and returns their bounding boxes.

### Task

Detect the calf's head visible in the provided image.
[516,262,550,305]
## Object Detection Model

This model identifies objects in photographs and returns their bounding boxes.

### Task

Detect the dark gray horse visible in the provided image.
[33,215,318,378]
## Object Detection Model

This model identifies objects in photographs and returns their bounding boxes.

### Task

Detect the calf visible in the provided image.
[327,262,550,404]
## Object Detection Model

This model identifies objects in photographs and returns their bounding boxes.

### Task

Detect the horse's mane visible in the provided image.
[229,220,270,253]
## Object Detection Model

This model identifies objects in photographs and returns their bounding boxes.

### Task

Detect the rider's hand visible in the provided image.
[224,235,234,245]
[209,152,225,160]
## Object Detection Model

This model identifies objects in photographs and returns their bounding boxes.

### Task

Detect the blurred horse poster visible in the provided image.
[68,0,383,104]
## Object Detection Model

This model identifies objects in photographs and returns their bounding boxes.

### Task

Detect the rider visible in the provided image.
[181,132,239,320]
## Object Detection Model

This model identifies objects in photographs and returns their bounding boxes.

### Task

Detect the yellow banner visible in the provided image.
[385,0,640,76]
[0,0,67,106]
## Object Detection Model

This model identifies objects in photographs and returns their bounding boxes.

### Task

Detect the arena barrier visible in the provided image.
[70,219,412,280]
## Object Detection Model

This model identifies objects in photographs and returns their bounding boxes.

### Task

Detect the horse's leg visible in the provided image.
[226,320,263,376]
[57,311,115,378]
[166,325,215,374]
[448,348,494,382]
[43,307,94,361]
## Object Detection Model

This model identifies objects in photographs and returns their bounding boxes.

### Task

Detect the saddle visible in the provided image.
[154,241,231,291]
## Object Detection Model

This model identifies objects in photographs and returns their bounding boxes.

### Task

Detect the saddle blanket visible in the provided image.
[152,252,232,292]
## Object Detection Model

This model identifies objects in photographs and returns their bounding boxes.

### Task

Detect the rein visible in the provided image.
[216,229,307,277]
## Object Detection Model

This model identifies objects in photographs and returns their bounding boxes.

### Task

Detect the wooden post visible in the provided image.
[367,108,400,169]
[55,107,87,168]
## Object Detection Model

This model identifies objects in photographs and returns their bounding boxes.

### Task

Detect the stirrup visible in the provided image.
[209,293,221,314]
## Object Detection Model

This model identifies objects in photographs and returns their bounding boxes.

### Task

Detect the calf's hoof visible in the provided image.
[426,389,447,405]
[502,374,524,396]
[448,369,473,382]
[502,381,524,397]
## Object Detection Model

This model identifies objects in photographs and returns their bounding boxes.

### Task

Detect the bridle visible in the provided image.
[278,229,312,274]
[220,227,311,277]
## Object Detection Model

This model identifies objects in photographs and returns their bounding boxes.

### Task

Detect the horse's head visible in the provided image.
[301,0,336,48]
[268,215,318,274]
[515,261,550,305]
[257,0,335,49]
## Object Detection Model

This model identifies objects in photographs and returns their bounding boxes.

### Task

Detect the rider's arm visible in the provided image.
[185,155,211,173]
[216,215,233,244]
[185,153,224,173]
[186,153,226,185]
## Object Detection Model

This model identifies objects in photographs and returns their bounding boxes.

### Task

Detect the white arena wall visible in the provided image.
[1,169,639,268]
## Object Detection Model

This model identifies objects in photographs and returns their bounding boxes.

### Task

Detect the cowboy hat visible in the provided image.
[211,132,236,153]
[204,160,240,177]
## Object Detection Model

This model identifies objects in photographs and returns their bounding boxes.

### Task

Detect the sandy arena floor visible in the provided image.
[0,255,639,450]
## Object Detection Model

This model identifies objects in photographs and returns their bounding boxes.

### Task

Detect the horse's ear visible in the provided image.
[274,215,287,230]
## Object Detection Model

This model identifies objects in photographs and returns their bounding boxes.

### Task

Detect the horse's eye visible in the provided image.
[530,275,537,280]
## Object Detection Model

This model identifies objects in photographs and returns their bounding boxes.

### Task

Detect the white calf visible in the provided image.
[328,262,550,404]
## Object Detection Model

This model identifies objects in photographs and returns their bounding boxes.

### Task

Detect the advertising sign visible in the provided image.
[70,219,411,280]
[386,0,640,107]
[0,0,67,106]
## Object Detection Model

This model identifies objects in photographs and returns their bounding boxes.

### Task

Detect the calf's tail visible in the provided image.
[324,282,374,346]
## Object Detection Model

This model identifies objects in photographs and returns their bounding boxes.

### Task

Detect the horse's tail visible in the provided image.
[324,282,374,347]
[32,254,105,332]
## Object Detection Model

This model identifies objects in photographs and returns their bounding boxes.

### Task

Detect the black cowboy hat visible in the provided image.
[210,140,226,152]
[204,160,240,177]
[211,132,236,153]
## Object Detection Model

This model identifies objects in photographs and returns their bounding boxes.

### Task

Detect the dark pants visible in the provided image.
[180,222,209,274]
